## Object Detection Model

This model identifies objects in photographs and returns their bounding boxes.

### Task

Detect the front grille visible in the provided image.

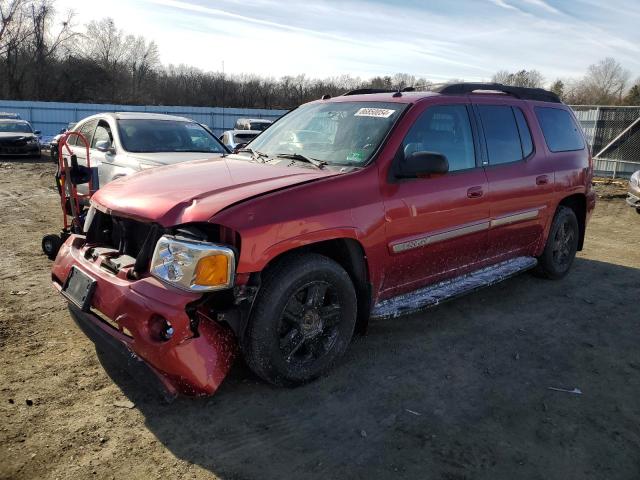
[0,138,27,147]
[86,210,163,273]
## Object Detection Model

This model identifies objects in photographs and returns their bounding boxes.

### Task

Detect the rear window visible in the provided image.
[234,133,257,141]
[535,107,584,152]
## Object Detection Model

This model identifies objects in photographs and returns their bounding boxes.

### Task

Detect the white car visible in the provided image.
[64,112,229,189]
[220,129,262,151]
[234,118,272,131]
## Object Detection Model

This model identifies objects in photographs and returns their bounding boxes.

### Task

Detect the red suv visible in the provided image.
[52,83,595,398]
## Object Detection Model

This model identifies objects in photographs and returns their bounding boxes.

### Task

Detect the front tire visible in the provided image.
[242,254,357,387]
[535,206,579,279]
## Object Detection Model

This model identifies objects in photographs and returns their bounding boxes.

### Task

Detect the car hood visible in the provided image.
[0,132,36,140]
[125,151,226,165]
[92,156,339,226]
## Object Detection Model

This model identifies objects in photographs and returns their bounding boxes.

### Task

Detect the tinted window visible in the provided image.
[91,122,113,149]
[513,108,533,157]
[535,107,584,152]
[478,105,523,165]
[402,105,476,172]
[117,120,226,153]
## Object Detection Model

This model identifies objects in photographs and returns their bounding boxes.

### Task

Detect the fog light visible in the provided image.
[149,315,174,342]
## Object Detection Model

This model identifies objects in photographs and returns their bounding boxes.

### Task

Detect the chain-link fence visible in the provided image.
[572,106,640,178]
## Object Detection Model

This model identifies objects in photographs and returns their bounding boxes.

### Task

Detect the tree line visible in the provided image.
[1,0,639,109]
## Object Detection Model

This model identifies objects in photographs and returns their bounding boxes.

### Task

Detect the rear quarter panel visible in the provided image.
[528,102,593,254]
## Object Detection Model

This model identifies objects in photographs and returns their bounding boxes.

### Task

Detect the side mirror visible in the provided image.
[398,151,449,178]
[95,140,114,153]
[233,142,248,153]
[34,130,41,135]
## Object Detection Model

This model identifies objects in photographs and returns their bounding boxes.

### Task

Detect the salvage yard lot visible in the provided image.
[1,158,639,480]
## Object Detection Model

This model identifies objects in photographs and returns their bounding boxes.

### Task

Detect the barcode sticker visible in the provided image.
[354,108,396,118]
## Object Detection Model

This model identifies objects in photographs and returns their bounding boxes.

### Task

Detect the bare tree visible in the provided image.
[581,57,631,104]
[492,69,544,88]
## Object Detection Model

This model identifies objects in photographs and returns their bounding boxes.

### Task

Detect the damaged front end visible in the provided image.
[52,207,253,399]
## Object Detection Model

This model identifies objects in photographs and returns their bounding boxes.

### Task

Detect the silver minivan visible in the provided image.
[64,112,228,189]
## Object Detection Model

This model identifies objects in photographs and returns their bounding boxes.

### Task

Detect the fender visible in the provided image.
[252,226,367,272]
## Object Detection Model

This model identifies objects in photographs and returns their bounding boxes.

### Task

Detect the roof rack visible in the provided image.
[433,82,562,103]
[343,88,396,96]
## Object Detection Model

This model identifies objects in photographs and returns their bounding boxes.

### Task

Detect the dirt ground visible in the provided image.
[1,158,639,480]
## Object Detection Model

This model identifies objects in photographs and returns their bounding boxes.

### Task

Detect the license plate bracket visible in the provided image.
[62,267,96,312]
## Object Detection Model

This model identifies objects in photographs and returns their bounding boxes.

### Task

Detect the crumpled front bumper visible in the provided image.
[52,235,237,398]
[626,192,640,208]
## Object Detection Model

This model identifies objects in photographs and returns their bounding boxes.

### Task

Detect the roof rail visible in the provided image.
[433,82,562,103]
[342,88,396,96]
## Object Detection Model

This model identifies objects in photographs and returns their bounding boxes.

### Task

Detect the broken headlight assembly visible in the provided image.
[150,235,235,292]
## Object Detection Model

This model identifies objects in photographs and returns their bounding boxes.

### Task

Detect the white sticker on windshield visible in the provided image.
[354,108,396,118]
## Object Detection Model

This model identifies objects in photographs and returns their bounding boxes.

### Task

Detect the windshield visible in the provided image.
[0,121,32,133]
[246,101,406,166]
[117,119,226,153]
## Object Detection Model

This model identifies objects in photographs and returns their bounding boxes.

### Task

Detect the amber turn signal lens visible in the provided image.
[194,254,230,286]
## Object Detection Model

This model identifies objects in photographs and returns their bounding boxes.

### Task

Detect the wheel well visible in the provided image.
[558,194,586,251]
[261,238,372,335]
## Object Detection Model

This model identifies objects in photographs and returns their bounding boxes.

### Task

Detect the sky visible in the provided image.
[54,0,640,84]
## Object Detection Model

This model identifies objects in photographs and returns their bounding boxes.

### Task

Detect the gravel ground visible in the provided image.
[1,158,639,480]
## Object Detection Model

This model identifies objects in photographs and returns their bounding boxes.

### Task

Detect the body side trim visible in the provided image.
[391,221,490,254]
[490,208,540,228]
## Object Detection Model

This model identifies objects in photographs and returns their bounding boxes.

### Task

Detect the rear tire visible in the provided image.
[636,207,640,215]
[42,234,62,259]
[534,206,579,279]
[242,253,357,387]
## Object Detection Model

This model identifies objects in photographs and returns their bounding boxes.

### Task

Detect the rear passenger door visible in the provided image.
[472,100,555,260]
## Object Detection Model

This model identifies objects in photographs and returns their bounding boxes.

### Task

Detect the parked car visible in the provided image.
[62,112,229,191]
[234,118,273,131]
[627,170,640,214]
[49,123,77,162]
[0,112,21,120]
[52,83,595,398]
[0,119,41,157]
[220,129,261,151]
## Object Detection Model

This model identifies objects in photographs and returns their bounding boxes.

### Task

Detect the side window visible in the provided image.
[402,105,476,172]
[67,124,81,146]
[477,105,522,165]
[513,107,533,158]
[91,121,113,149]
[535,107,584,152]
[77,120,97,148]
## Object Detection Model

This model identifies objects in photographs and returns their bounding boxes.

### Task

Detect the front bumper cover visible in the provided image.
[52,235,237,397]
[626,192,640,208]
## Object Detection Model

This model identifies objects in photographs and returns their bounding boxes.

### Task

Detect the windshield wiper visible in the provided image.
[236,148,269,162]
[275,153,327,169]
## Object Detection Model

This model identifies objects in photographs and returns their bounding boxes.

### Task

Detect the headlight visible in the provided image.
[150,235,235,292]
[27,137,38,144]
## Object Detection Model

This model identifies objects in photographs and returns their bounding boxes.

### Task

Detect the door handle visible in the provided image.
[536,175,550,186]
[467,186,484,198]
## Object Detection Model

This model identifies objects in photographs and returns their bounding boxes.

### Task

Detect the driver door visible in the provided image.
[381,101,490,298]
